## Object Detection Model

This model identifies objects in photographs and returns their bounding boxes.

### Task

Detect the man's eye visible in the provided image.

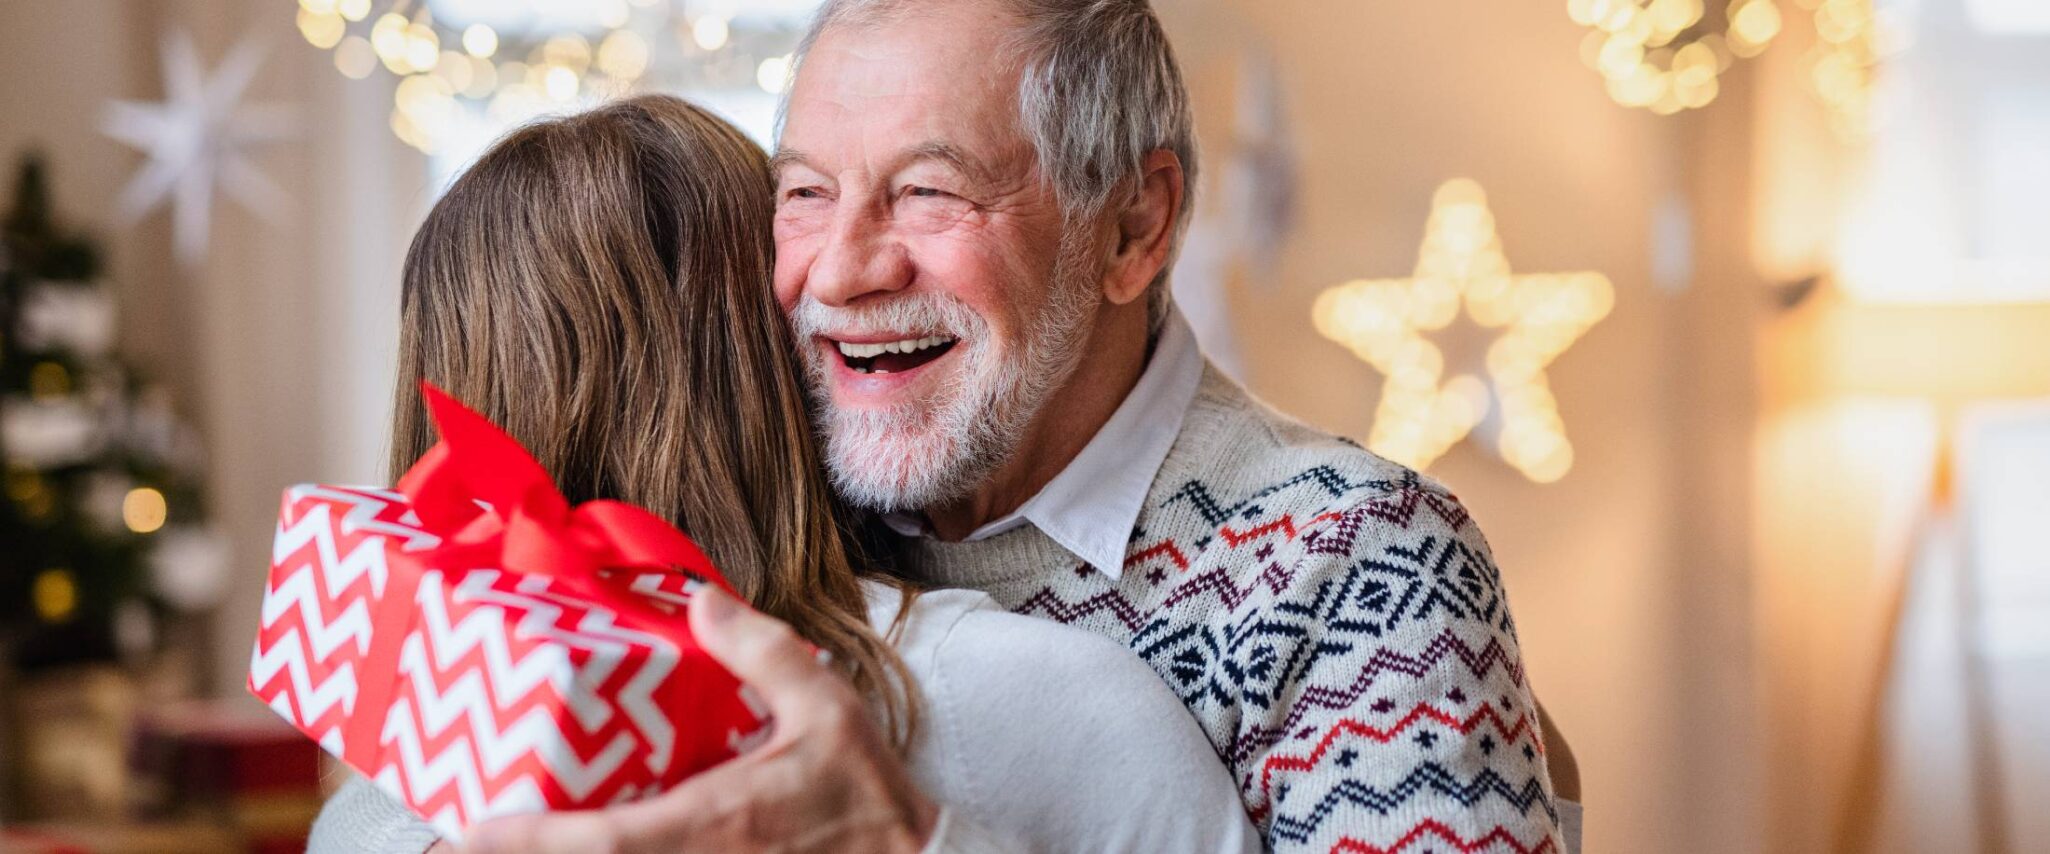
[905,186,948,199]
[786,187,824,201]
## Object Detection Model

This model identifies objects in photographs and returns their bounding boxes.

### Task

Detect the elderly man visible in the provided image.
[753,0,1568,851]
[361,1,1574,852]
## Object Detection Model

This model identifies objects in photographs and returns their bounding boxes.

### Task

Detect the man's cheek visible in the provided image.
[773,278,800,311]
[771,256,807,310]
[910,241,1023,333]
[771,219,823,309]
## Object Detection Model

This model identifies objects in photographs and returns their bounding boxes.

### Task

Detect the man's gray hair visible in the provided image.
[787,0,1199,327]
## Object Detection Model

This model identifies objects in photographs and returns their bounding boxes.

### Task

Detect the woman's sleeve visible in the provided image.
[306,775,443,854]
[932,609,1265,854]
[919,806,1029,854]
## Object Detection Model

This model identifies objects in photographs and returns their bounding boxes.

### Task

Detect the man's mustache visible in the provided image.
[790,293,986,342]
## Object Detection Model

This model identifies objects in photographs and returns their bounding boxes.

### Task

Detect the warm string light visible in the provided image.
[1313,179,1613,483]
[1571,0,1782,114]
[1801,0,1891,139]
[295,1,802,153]
[6,468,54,519]
[27,361,72,401]
[1573,0,1897,130]
[32,568,78,623]
[123,486,169,534]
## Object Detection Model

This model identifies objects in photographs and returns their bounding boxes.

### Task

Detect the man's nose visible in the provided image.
[807,202,913,307]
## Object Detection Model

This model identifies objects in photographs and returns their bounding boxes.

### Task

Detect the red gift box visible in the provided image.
[247,384,768,840]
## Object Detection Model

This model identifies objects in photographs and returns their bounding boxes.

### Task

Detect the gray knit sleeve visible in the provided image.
[307,775,443,854]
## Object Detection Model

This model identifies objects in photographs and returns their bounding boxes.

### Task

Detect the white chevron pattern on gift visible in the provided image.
[252,490,415,742]
[249,616,360,716]
[294,485,443,554]
[260,559,374,662]
[366,568,684,834]
[456,572,682,767]
[253,486,728,839]
[387,629,639,787]
[272,498,394,598]
[414,572,681,741]
[625,572,696,610]
[616,573,774,758]
[377,682,640,833]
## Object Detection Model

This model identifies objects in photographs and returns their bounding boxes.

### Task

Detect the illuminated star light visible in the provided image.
[1313,179,1614,483]
[101,32,298,266]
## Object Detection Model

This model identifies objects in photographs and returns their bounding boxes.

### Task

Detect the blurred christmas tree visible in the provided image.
[1,151,218,670]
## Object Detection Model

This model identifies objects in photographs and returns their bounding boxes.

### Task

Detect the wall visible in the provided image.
[0,2,175,394]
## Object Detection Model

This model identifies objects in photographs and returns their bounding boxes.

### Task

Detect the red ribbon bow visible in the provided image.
[398,382,733,592]
[339,382,737,772]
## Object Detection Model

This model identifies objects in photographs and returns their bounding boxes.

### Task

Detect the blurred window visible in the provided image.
[1839,0,2050,302]
[423,0,821,191]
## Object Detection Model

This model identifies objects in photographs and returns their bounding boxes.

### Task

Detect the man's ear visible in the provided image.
[1101,149,1185,306]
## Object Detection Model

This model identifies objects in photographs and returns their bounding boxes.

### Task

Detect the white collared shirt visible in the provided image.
[883,309,1206,579]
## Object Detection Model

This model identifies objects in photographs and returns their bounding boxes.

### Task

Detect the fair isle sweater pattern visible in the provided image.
[915,368,1563,854]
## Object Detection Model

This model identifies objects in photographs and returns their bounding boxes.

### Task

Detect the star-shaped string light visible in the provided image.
[101,33,298,266]
[1313,179,1614,483]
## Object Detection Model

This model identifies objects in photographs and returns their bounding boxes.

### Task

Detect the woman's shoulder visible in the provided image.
[871,582,1261,854]
[862,580,996,627]
[866,581,1166,684]
[861,581,1001,659]
[941,601,1160,680]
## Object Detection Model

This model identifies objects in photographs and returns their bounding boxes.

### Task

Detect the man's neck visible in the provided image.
[923,302,1152,541]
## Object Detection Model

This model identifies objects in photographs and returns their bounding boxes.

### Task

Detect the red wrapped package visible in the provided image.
[247,384,767,840]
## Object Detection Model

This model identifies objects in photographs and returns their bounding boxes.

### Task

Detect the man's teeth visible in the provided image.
[835,336,954,360]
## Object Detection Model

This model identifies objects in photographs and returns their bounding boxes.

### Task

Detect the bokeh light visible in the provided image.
[1314,179,1613,482]
[1573,0,1779,113]
[123,486,169,534]
[32,568,78,623]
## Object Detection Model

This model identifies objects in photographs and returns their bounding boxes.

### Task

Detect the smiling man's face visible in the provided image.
[772,2,1102,512]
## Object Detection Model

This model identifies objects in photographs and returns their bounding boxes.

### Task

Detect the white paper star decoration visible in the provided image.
[1313,179,1613,483]
[102,33,298,265]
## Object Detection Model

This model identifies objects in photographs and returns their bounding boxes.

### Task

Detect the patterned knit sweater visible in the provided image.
[911,366,1563,854]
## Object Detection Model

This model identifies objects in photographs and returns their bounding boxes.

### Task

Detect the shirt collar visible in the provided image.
[882,308,1206,580]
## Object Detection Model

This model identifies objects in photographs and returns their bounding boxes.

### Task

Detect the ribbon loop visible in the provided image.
[396,381,735,595]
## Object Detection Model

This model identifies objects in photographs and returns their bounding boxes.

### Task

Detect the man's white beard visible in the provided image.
[792,249,1098,514]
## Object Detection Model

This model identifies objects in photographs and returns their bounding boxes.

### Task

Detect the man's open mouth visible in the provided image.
[834,336,959,375]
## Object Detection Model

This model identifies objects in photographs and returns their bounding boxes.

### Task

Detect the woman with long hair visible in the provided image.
[306,94,1260,853]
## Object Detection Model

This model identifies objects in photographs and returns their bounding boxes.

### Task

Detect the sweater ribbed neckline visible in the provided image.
[912,366,1255,592]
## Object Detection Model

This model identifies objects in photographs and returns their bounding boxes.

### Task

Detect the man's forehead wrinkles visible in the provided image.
[827,76,922,104]
[783,120,985,178]
[769,148,812,176]
[778,21,1032,191]
[902,141,998,185]
[783,91,928,147]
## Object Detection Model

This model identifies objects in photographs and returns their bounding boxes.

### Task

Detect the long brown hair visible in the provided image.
[389,94,916,741]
